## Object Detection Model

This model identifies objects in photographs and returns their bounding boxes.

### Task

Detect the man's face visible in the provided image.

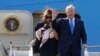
[66,8,75,19]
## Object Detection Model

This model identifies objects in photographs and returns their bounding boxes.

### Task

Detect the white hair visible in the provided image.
[65,4,75,12]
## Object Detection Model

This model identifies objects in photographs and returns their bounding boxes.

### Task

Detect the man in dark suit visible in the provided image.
[52,4,87,56]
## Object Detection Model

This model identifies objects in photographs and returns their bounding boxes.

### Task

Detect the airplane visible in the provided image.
[0,10,33,56]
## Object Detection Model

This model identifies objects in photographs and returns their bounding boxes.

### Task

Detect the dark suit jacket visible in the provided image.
[34,22,45,31]
[52,18,87,52]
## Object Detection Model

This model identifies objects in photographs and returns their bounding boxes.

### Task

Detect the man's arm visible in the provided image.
[52,19,61,34]
[52,19,58,30]
[80,21,87,48]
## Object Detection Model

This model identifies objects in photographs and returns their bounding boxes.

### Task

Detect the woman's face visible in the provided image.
[45,14,52,23]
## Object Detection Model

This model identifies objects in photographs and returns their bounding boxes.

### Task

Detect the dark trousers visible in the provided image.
[40,38,58,56]
[40,51,57,56]
[60,45,81,56]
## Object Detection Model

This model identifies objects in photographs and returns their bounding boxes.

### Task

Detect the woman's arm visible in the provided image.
[40,39,48,48]
[53,29,59,40]
[50,23,59,40]
[29,39,36,45]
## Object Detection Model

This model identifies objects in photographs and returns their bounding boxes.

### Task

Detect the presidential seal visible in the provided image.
[3,15,22,34]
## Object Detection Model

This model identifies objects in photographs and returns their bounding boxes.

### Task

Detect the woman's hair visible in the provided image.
[42,9,52,22]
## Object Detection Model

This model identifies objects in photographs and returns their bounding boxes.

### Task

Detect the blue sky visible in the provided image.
[0,0,75,12]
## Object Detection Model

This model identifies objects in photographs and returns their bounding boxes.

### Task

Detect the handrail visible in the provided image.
[87,45,100,48]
